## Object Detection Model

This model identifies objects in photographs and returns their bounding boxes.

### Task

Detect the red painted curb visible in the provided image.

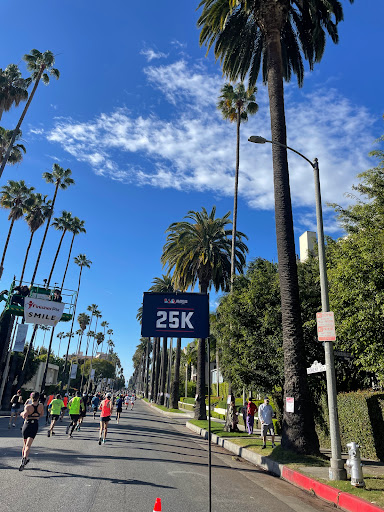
[338,492,384,512]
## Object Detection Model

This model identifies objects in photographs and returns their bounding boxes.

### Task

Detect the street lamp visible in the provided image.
[249,135,347,481]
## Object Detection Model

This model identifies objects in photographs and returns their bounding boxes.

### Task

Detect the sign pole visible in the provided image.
[207,336,212,512]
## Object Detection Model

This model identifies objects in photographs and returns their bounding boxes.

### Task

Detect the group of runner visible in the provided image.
[12,389,136,471]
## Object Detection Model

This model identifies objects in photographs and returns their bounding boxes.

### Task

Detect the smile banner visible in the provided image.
[24,297,65,326]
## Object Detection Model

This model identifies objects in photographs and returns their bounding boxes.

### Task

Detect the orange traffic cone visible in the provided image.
[153,498,162,511]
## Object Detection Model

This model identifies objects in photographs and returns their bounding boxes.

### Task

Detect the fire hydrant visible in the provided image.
[346,442,365,487]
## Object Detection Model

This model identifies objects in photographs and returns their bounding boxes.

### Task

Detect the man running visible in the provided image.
[91,394,100,419]
[77,393,87,430]
[19,391,44,470]
[47,394,64,437]
[99,393,113,445]
[60,393,68,421]
[45,393,54,425]
[66,392,85,438]
[124,394,130,410]
[9,389,23,429]
[116,394,123,423]
[130,393,136,410]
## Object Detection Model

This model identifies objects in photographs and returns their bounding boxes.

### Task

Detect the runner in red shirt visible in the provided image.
[98,393,113,445]
[60,394,68,421]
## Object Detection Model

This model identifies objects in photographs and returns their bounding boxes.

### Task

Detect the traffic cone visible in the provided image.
[153,498,162,511]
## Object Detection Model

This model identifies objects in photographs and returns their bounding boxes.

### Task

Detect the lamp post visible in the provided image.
[249,135,346,481]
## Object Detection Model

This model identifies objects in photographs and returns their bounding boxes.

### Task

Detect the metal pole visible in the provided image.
[313,158,346,480]
[208,337,212,512]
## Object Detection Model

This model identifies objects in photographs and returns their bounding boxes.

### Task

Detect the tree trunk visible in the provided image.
[61,232,75,289]
[150,336,158,401]
[145,338,150,399]
[0,65,45,179]
[20,230,35,284]
[0,218,15,274]
[216,347,220,397]
[195,282,208,420]
[266,28,319,454]
[47,229,67,287]
[158,337,168,405]
[153,337,160,402]
[230,108,241,289]
[170,337,181,409]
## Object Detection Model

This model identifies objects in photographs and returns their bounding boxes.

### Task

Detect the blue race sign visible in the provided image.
[141,292,209,339]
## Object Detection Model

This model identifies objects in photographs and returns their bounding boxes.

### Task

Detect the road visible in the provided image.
[0,400,336,512]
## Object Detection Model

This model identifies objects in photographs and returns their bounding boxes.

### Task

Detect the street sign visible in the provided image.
[334,350,353,360]
[307,360,327,374]
[141,292,209,338]
[316,311,336,341]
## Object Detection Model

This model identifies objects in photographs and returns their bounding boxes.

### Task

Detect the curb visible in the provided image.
[186,422,384,512]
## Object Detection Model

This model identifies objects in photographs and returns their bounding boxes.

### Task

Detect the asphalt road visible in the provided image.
[0,400,336,512]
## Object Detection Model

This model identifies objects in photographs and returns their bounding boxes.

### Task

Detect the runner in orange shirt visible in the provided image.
[98,393,113,445]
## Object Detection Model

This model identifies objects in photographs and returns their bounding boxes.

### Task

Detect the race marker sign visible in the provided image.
[141,292,209,339]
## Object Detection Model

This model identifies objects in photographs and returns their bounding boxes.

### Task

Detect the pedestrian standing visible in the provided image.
[258,397,276,449]
[19,391,44,470]
[99,393,113,445]
[9,389,23,428]
[246,398,257,435]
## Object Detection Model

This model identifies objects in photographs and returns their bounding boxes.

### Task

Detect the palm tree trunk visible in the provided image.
[47,229,67,287]
[266,29,319,454]
[145,338,150,399]
[153,337,160,402]
[61,232,75,289]
[0,65,45,179]
[158,337,168,405]
[230,108,241,289]
[30,183,58,286]
[40,326,55,392]
[185,362,188,398]
[170,337,181,409]
[0,218,15,274]
[150,336,158,400]
[20,230,35,284]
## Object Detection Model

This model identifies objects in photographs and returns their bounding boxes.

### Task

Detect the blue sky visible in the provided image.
[1,0,383,381]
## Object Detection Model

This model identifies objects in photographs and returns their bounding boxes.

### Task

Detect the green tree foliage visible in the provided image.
[82,358,115,380]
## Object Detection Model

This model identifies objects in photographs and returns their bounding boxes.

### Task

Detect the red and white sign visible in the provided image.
[23,297,64,326]
[316,311,336,341]
[286,397,294,413]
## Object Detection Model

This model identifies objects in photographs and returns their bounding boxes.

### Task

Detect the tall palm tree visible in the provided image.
[0,50,60,178]
[76,312,90,356]
[20,193,52,283]
[56,331,65,357]
[30,164,74,285]
[0,127,26,166]
[47,210,74,286]
[38,324,51,354]
[0,179,34,278]
[100,320,109,354]
[0,63,30,121]
[217,82,258,288]
[161,206,248,419]
[61,217,86,289]
[197,0,352,455]
[183,342,198,398]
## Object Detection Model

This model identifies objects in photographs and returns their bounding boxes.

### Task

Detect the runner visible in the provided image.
[19,391,44,471]
[98,393,113,445]
[45,393,54,425]
[60,393,68,420]
[9,389,23,429]
[47,394,64,437]
[66,391,85,438]
[124,394,130,410]
[130,393,136,410]
[115,394,123,423]
[91,393,100,419]
[77,393,87,430]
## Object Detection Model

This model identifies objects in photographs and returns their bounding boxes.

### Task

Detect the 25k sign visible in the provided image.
[141,292,209,339]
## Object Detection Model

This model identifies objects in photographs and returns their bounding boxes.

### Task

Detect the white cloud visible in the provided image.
[45,59,375,234]
[29,128,45,135]
[140,48,168,62]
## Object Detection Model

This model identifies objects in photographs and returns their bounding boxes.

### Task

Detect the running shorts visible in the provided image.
[116,408,122,413]
[51,414,60,420]
[80,409,86,417]
[261,422,275,436]
[93,406,98,412]
[101,416,111,422]
[70,414,80,423]
[22,420,39,439]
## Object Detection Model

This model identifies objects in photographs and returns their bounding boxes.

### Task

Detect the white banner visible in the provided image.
[90,369,95,381]
[70,363,78,379]
[24,297,65,326]
[13,324,29,352]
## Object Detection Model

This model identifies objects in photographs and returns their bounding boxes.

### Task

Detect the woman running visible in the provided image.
[99,393,113,445]
[19,391,44,470]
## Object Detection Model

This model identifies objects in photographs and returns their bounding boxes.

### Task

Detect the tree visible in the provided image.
[100,320,109,354]
[197,0,353,455]
[0,179,34,278]
[30,163,74,285]
[161,206,248,419]
[0,49,60,178]
[0,63,30,121]
[20,193,52,283]
[0,127,26,166]
[217,82,258,287]
[61,217,86,289]
[56,331,65,358]
[47,210,74,286]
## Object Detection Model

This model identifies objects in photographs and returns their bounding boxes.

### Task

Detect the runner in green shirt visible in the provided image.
[47,394,64,437]
[66,392,85,438]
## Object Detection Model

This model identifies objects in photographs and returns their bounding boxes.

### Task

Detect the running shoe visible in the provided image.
[102,439,106,444]
[47,430,51,437]
[98,438,102,445]
[51,431,56,435]
[18,457,26,471]
[66,425,70,435]
[24,458,30,466]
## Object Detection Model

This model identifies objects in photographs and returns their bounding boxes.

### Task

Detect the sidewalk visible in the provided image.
[141,399,384,512]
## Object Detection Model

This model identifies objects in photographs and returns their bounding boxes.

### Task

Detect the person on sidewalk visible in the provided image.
[66,392,85,438]
[98,393,113,444]
[19,391,44,470]
[246,398,258,435]
[9,389,23,429]
[258,397,276,449]
[47,394,64,437]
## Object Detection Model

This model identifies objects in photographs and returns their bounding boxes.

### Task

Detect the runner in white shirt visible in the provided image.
[125,395,130,410]
[130,394,136,410]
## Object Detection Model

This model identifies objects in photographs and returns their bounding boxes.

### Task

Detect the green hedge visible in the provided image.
[316,391,384,461]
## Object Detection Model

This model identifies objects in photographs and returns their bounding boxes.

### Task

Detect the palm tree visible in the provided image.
[0,63,30,121]
[76,312,90,355]
[46,211,74,286]
[0,50,60,178]
[20,193,52,283]
[30,164,74,285]
[61,217,86,289]
[197,0,351,455]
[0,127,26,166]
[38,325,51,354]
[100,320,109,354]
[161,206,248,419]
[56,331,65,357]
[183,342,197,398]
[0,179,34,278]
[217,82,258,288]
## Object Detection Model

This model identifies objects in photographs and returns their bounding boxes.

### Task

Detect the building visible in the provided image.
[299,231,317,262]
